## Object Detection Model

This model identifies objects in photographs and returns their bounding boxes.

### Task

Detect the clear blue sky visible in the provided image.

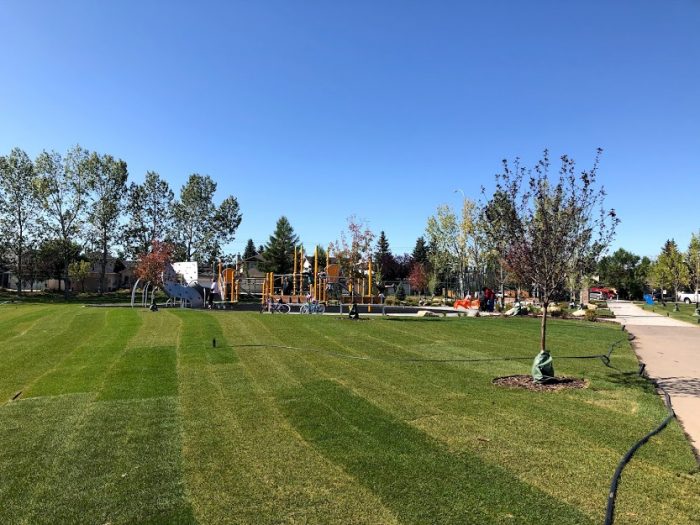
[2,0,699,258]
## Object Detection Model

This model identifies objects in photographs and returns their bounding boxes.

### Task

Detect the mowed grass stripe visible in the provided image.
[0,307,194,524]
[177,311,399,524]
[0,305,53,344]
[278,379,592,524]
[230,314,699,524]
[0,307,109,400]
[223,316,590,523]
[26,308,142,398]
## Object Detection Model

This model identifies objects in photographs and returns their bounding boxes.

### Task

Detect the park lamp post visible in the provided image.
[454,189,466,298]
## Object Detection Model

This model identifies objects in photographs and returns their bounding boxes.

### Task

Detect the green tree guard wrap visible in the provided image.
[532,350,554,383]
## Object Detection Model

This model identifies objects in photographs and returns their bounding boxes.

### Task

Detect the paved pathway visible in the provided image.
[607,300,700,457]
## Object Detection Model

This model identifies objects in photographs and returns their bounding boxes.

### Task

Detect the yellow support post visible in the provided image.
[300,246,304,295]
[293,246,297,296]
[314,245,319,300]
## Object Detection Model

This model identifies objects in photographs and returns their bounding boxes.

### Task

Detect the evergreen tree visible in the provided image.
[374,230,396,280]
[412,236,430,266]
[243,238,257,260]
[375,231,390,261]
[259,216,299,274]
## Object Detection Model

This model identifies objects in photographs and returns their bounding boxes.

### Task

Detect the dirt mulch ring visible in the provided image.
[492,375,588,391]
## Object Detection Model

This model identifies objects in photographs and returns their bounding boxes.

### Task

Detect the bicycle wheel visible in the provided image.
[316,304,325,314]
[280,303,291,314]
[299,304,309,314]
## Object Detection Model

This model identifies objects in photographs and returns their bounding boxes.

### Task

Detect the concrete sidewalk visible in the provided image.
[607,300,700,457]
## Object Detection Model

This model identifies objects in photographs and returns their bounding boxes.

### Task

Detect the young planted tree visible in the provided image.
[122,171,174,259]
[492,149,618,380]
[172,174,242,262]
[331,216,375,299]
[259,216,299,274]
[34,146,92,297]
[651,240,689,309]
[87,153,128,294]
[0,148,39,294]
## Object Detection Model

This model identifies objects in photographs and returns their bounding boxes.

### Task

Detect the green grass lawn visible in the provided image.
[0,305,698,524]
[635,301,700,325]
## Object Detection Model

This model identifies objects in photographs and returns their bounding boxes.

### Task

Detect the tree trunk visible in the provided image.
[100,239,108,295]
[540,302,548,352]
[16,249,22,296]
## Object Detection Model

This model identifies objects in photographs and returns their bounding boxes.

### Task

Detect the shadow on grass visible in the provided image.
[278,379,593,524]
[607,371,658,394]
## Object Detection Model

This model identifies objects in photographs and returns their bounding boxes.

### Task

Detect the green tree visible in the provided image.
[259,216,299,274]
[492,149,618,362]
[122,171,174,259]
[243,238,257,260]
[0,148,39,294]
[34,146,92,297]
[411,236,430,266]
[68,260,91,293]
[597,248,647,299]
[650,239,689,307]
[374,230,396,281]
[172,174,242,262]
[37,239,82,291]
[86,152,128,294]
[425,205,458,291]
[331,215,375,299]
[686,231,700,304]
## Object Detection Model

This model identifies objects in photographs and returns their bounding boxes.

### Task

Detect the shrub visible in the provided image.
[585,309,598,322]
[396,284,406,301]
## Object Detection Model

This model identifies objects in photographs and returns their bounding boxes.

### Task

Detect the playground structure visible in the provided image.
[260,245,379,310]
[130,245,382,310]
[131,261,206,308]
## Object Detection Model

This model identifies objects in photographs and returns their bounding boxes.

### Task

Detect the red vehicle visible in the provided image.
[589,287,615,300]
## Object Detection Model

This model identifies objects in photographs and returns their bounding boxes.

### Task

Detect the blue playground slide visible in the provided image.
[643,294,654,305]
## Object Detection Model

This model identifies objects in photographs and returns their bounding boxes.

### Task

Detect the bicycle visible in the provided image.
[299,301,325,314]
[261,301,291,314]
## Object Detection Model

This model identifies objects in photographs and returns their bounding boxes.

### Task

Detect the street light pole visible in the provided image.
[454,189,466,298]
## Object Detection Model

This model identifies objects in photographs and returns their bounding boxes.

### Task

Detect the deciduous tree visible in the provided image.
[686,231,700,305]
[650,239,689,307]
[134,240,174,287]
[491,149,618,363]
[331,216,375,299]
[172,174,242,262]
[87,152,128,294]
[0,148,39,294]
[34,146,92,297]
[122,171,174,259]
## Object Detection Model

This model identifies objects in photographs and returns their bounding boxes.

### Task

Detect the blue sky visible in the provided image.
[1,0,699,258]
